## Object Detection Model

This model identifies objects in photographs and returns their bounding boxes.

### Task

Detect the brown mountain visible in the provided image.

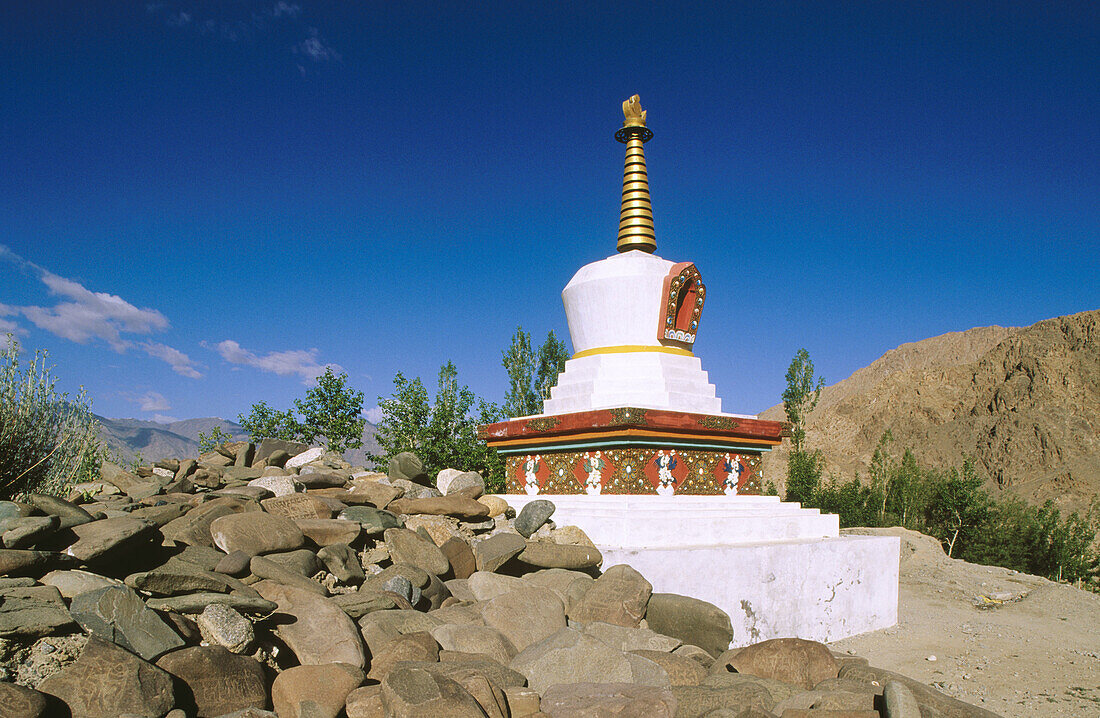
[759,309,1100,512]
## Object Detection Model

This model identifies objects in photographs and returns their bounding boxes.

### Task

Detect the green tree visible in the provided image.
[502,327,568,418]
[782,348,825,504]
[0,336,102,499]
[926,458,990,557]
[238,400,302,443]
[198,425,235,453]
[295,368,365,454]
[372,361,505,490]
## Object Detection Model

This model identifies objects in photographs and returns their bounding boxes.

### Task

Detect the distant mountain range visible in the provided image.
[97,415,381,468]
[759,309,1100,513]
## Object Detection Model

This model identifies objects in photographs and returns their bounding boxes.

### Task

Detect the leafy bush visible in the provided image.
[371,361,505,491]
[238,367,365,454]
[0,336,102,499]
[197,425,235,453]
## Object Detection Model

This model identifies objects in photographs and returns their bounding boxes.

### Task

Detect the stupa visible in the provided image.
[482,96,899,646]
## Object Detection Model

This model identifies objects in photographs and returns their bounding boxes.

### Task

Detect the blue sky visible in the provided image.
[1,1,1097,424]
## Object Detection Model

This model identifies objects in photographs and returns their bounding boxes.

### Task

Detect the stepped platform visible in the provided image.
[500,494,900,648]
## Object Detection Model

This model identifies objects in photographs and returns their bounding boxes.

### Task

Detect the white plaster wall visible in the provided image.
[562,251,675,353]
[544,352,722,414]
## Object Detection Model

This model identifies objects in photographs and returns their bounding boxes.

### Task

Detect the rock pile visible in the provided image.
[0,440,1000,717]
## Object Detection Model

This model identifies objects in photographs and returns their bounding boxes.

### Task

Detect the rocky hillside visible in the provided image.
[760,309,1100,511]
[99,415,381,468]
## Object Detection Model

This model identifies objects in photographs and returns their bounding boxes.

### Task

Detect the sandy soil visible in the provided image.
[830,528,1100,718]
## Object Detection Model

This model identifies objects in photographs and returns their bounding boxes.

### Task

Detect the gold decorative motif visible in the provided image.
[697,415,739,431]
[607,407,648,426]
[622,95,647,128]
[524,416,562,432]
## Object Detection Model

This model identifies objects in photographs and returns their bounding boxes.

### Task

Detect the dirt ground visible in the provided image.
[830,528,1100,718]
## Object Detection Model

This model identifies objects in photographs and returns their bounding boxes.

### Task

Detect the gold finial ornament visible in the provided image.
[615,95,656,254]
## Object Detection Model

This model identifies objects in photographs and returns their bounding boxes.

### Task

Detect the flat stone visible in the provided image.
[38,636,175,718]
[367,630,440,681]
[0,585,75,638]
[127,503,188,527]
[522,568,594,613]
[295,518,361,546]
[341,481,403,509]
[41,568,123,598]
[541,682,677,718]
[173,544,229,570]
[212,486,273,501]
[264,548,323,576]
[584,621,682,652]
[398,661,511,718]
[388,496,491,520]
[215,550,252,576]
[339,506,404,534]
[630,650,708,686]
[332,589,398,619]
[160,497,259,547]
[250,555,327,595]
[69,585,185,660]
[467,571,526,601]
[0,681,50,717]
[145,592,277,614]
[404,514,462,546]
[3,515,59,548]
[63,516,157,563]
[296,472,347,488]
[645,593,734,658]
[156,646,268,717]
[509,627,670,695]
[100,462,146,491]
[472,533,526,572]
[384,528,450,575]
[670,679,775,717]
[196,603,254,653]
[357,609,442,657]
[552,524,597,547]
[271,662,365,718]
[476,495,509,518]
[716,638,838,690]
[569,564,652,628]
[514,499,555,538]
[126,561,241,596]
[254,580,366,667]
[388,452,429,484]
[26,493,94,523]
[261,494,333,519]
[286,447,324,469]
[318,543,365,584]
[482,588,567,651]
[517,540,601,570]
[431,623,517,664]
[247,475,301,497]
[882,680,921,718]
[380,665,487,717]
[210,512,305,556]
[443,471,485,498]
[440,537,476,579]
[255,438,309,465]
[838,664,1000,718]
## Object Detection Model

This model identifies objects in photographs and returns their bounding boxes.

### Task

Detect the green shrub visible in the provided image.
[0,336,102,499]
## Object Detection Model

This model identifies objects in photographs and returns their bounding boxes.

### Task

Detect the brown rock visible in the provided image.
[0,549,75,578]
[345,684,385,718]
[271,663,365,718]
[260,494,333,519]
[404,514,462,546]
[630,649,708,686]
[0,681,50,718]
[38,636,175,718]
[249,555,328,595]
[388,496,490,520]
[645,593,734,658]
[156,646,268,717]
[380,664,486,717]
[440,537,476,579]
[384,528,450,575]
[367,630,440,681]
[517,541,602,570]
[431,623,518,664]
[541,682,677,718]
[477,495,509,518]
[716,638,838,691]
[481,587,567,652]
[161,497,258,547]
[63,516,157,563]
[569,564,652,628]
[838,664,1002,718]
[254,580,366,667]
[472,533,526,573]
[294,518,361,546]
[209,512,305,556]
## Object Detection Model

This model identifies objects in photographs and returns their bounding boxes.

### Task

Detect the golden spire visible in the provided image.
[615,95,656,254]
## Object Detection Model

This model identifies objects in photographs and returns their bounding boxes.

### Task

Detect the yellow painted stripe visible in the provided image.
[573,345,693,359]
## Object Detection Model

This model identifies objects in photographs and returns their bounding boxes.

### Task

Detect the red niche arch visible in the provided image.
[658,262,705,347]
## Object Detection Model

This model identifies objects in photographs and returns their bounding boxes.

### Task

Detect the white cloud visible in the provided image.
[295,28,340,62]
[136,391,171,412]
[273,2,301,19]
[364,406,384,424]
[151,414,180,424]
[212,339,337,385]
[141,341,203,378]
[0,304,23,338]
